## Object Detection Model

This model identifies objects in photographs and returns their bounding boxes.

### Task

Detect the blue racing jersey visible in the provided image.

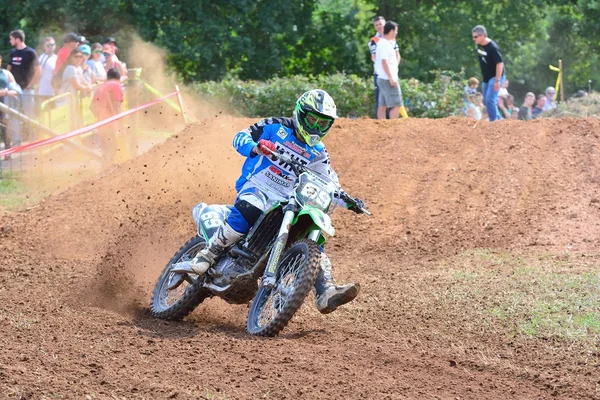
[233,117,338,201]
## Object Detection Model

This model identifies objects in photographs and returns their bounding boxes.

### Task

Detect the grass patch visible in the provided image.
[0,177,26,210]
[436,249,600,343]
[0,176,44,211]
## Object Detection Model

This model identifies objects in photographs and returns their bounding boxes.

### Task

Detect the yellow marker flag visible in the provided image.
[549,65,561,101]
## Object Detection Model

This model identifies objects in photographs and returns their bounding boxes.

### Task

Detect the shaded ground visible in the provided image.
[0,116,599,399]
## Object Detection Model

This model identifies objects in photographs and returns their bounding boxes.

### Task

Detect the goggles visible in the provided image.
[304,112,333,134]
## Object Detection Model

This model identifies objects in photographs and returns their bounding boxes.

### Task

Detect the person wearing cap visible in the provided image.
[79,44,95,87]
[543,86,557,111]
[55,32,81,74]
[101,37,127,78]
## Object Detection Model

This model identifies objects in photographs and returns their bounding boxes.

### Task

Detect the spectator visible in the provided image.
[505,94,518,119]
[7,30,40,128]
[465,77,479,96]
[37,36,58,102]
[498,79,510,97]
[79,45,95,87]
[0,54,21,152]
[104,37,121,59]
[498,94,518,119]
[58,48,92,129]
[102,37,127,78]
[0,55,20,99]
[532,94,546,118]
[369,16,402,119]
[464,77,479,115]
[54,32,81,74]
[543,86,557,111]
[90,68,123,165]
[472,25,505,121]
[375,21,408,119]
[518,92,535,121]
[466,93,483,121]
[87,43,107,83]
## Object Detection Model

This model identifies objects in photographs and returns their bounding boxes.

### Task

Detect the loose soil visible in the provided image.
[0,116,599,399]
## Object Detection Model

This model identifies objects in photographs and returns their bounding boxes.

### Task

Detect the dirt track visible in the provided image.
[1,117,599,399]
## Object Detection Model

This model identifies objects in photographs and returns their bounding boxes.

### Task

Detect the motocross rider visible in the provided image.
[190,89,364,314]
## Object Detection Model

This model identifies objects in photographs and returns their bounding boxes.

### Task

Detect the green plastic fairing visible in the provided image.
[292,206,335,237]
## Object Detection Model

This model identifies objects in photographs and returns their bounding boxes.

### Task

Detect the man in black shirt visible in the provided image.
[8,30,40,134]
[472,25,505,121]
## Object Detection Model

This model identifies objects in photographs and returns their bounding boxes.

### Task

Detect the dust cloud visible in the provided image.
[14,34,230,209]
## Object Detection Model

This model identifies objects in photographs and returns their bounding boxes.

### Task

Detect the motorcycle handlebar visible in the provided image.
[337,191,372,216]
[262,147,305,175]
[264,148,371,216]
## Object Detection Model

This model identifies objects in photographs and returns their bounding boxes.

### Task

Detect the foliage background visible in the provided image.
[194,70,464,118]
[1,0,598,112]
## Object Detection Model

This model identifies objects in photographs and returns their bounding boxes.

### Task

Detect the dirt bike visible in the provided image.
[149,149,370,337]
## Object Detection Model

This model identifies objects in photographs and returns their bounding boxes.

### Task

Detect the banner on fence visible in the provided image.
[0,90,180,158]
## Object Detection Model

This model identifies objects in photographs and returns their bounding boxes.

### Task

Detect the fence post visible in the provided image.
[559,59,564,103]
[175,85,189,125]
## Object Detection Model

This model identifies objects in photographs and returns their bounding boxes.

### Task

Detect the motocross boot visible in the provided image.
[313,253,360,314]
[189,222,243,275]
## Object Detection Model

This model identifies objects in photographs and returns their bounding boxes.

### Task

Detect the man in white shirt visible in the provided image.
[369,16,402,119]
[375,21,408,119]
[37,37,57,101]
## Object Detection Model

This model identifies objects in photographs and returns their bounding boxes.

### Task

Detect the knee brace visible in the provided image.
[227,200,261,234]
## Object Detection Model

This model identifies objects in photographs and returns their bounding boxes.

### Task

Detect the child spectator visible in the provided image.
[464,77,479,116]
[90,68,123,165]
[498,94,518,119]
[506,95,518,119]
[58,48,92,129]
[87,43,107,83]
[518,92,535,121]
[498,79,510,97]
[465,93,483,120]
[465,77,479,96]
[532,94,546,119]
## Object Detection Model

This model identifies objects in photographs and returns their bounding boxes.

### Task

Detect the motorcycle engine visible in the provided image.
[210,255,246,287]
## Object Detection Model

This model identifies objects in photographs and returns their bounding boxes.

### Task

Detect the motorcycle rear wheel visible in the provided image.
[246,239,320,337]
[150,235,210,321]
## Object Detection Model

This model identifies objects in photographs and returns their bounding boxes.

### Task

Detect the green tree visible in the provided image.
[129,0,316,82]
[283,0,375,77]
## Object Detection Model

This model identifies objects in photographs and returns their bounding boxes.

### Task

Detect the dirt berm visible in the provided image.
[0,117,599,399]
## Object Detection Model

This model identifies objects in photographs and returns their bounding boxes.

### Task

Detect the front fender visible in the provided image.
[293,206,335,237]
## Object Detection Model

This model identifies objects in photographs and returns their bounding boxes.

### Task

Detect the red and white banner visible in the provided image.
[0,90,179,158]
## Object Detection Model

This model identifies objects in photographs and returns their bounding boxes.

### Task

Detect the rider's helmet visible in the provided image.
[293,89,338,147]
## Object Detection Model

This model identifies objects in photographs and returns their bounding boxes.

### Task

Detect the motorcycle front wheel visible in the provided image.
[246,239,320,337]
[150,235,210,321]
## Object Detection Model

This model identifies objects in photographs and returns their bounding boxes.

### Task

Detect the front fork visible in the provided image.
[262,202,296,289]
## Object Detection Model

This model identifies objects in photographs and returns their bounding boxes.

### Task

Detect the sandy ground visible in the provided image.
[0,116,599,399]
